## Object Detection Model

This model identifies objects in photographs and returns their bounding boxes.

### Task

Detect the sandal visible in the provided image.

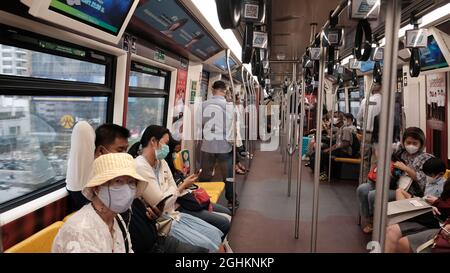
[235,166,246,175]
[237,162,248,172]
[362,224,373,234]
[319,173,328,181]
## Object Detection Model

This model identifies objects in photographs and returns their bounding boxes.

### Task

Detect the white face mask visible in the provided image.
[405,145,420,155]
[333,118,339,125]
[97,183,136,213]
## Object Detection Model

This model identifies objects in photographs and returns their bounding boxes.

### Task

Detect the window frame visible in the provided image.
[0,24,116,212]
[127,61,170,128]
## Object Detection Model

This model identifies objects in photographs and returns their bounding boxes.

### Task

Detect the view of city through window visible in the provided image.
[0,44,108,204]
[127,97,165,145]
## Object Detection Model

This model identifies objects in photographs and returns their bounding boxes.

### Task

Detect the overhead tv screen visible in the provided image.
[214,56,237,71]
[134,0,222,60]
[49,0,134,35]
[419,34,449,71]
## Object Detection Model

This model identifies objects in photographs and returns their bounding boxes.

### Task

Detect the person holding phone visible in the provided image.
[94,124,208,253]
[128,125,224,252]
[166,132,231,236]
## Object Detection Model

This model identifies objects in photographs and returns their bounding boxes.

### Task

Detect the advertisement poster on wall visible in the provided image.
[190,80,198,104]
[172,68,187,141]
[426,72,446,130]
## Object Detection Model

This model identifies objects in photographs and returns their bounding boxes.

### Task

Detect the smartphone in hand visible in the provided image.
[156,194,173,211]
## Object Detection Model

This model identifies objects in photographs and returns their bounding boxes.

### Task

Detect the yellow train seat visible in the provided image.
[4,221,64,253]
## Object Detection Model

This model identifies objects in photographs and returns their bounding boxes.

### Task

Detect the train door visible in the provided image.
[425,72,448,165]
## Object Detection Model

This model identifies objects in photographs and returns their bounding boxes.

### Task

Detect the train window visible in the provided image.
[0,95,108,206]
[127,62,170,144]
[127,97,166,143]
[0,43,106,84]
[350,101,360,118]
[0,25,114,211]
[129,71,165,89]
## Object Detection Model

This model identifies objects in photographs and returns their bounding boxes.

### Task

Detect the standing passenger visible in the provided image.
[198,80,238,209]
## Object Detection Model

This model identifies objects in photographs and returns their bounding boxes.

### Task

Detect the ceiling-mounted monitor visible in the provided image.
[419,28,450,73]
[21,0,139,45]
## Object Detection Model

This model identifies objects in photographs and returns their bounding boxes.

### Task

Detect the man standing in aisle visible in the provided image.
[198,80,238,209]
[356,82,382,184]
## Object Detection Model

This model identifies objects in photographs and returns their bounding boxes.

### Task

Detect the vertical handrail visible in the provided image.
[358,81,373,188]
[287,83,297,197]
[310,37,327,253]
[226,49,237,216]
[242,67,251,172]
[295,68,307,239]
[328,87,336,183]
[372,0,401,251]
[287,61,299,197]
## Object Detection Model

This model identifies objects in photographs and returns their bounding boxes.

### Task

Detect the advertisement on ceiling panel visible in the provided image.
[134,0,222,60]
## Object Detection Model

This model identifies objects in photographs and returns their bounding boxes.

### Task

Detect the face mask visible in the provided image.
[97,183,136,213]
[405,145,419,154]
[333,118,340,125]
[155,144,170,160]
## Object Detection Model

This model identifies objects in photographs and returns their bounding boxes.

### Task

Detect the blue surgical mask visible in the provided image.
[97,183,136,213]
[155,144,170,160]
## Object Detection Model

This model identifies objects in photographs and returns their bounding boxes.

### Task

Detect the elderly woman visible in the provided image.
[357,127,433,234]
[52,153,148,253]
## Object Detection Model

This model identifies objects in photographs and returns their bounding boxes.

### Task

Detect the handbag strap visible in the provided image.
[416,237,435,253]
[116,213,131,253]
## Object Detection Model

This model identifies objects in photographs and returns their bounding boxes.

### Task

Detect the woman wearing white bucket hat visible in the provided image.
[52,153,148,253]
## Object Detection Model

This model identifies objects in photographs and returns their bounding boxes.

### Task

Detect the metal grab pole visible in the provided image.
[242,67,251,171]
[328,87,336,183]
[295,69,307,239]
[357,81,373,226]
[286,84,295,196]
[358,81,374,188]
[288,62,298,197]
[226,49,237,216]
[311,40,327,253]
[283,88,289,173]
[250,76,256,161]
[372,0,401,251]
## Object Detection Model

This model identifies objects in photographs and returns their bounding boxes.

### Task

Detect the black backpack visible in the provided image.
[351,132,361,158]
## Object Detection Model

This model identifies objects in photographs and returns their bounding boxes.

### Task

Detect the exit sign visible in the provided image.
[155,48,165,63]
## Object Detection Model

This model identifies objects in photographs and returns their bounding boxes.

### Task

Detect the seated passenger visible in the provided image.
[357,127,432,234]
[165,132,231,236]
[396,157,446,200]
[385,177,450,253]
[128,125,224,252]
[308,112,352,180]
[65,121,95,210]
[52,153,148,253]
[95,123,208,253]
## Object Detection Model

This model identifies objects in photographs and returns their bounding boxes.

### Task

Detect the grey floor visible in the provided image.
[219,144,371,253]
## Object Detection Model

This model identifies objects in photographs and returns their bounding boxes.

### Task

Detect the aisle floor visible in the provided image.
[223,147,371,253]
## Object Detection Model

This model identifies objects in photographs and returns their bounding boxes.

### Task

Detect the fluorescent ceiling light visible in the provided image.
[191,0,242,62]
[379,2,450,47]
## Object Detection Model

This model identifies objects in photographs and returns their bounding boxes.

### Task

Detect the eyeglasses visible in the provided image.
[110,177,138,189]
